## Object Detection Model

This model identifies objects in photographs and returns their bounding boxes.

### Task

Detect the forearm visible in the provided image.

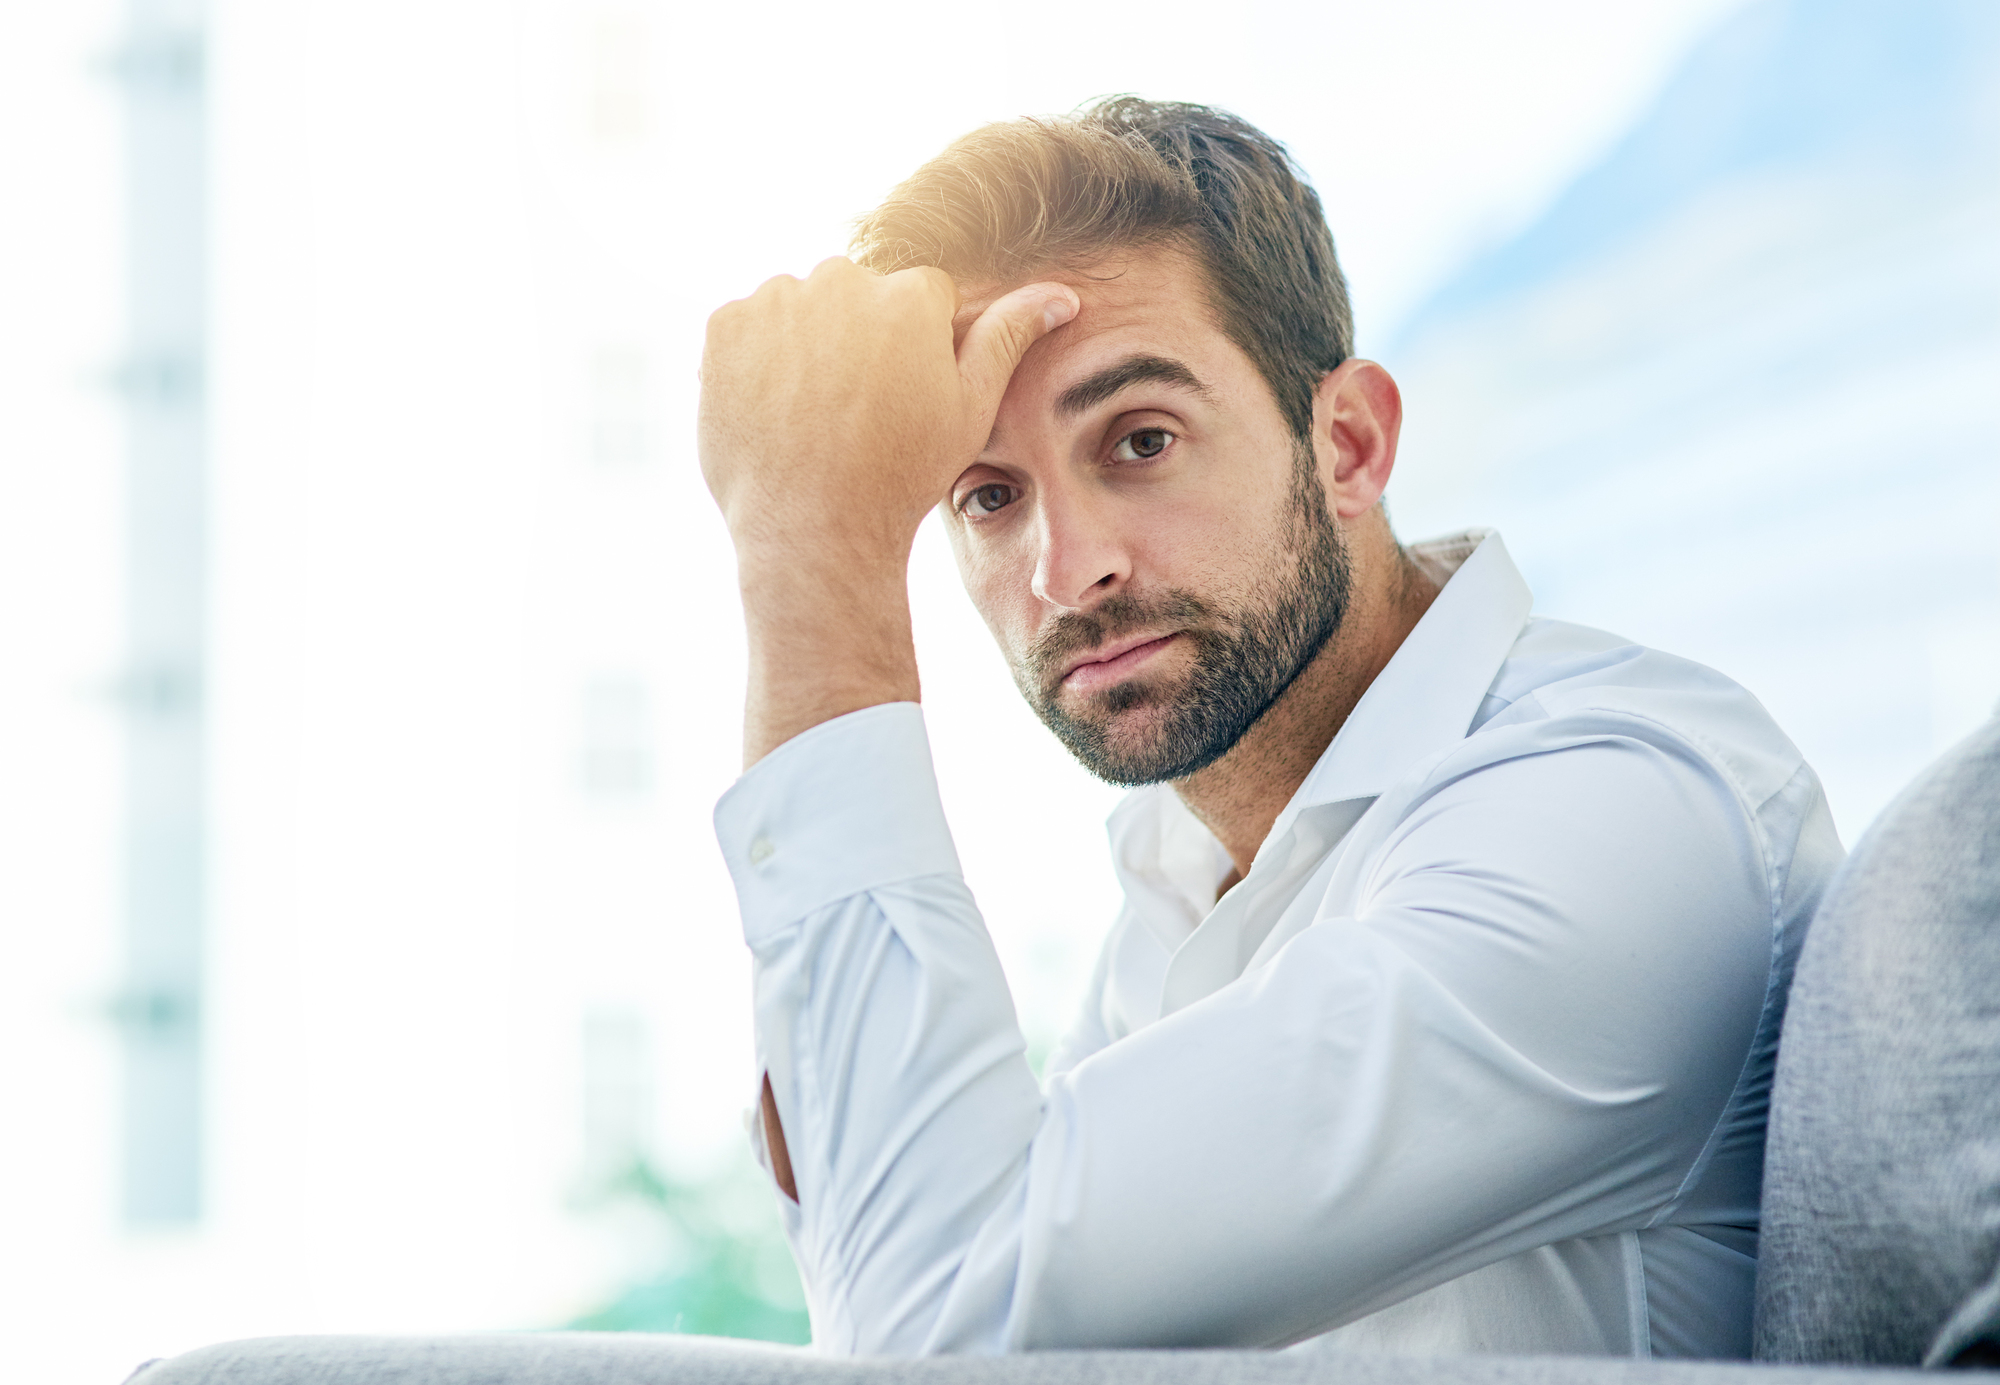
[738,550,920,767]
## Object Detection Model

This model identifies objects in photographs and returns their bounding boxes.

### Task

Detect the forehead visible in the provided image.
[956,247,1246,398]
[954,245,1212,331]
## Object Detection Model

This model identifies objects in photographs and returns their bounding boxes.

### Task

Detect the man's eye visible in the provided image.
[1111,428,1173,462]
[960,482,1017,517]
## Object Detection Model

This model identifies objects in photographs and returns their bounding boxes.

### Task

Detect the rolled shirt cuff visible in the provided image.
[714,701,963,946]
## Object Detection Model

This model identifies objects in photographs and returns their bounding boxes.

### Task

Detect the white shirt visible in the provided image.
[715,530,1843,1359]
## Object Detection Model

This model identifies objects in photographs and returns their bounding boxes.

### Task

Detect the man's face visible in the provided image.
[945,248,1350,785]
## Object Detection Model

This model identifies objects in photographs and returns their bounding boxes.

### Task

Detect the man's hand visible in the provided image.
[700,257,1077,765]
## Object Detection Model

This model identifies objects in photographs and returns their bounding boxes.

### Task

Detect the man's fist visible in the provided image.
[699,257,1078,566]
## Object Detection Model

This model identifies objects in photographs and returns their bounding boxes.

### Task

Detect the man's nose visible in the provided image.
[1029,488,1129,611]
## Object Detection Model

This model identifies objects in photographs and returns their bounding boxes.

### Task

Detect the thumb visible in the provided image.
[956,281,1079,420]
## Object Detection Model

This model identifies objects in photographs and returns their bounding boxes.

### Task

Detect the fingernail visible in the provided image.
[1042,292,1078,331]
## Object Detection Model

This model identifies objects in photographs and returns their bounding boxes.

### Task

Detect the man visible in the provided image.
[698,100,1841,1358]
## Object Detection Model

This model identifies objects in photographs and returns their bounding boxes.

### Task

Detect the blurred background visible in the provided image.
[1,0,1993,1379]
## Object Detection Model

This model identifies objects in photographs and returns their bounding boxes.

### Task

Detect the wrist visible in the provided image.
[735,543,909,604]
[735,546,921,767]
[726,502,920,582]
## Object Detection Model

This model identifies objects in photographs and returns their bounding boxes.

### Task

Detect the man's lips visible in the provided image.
[1059,632,1182,696]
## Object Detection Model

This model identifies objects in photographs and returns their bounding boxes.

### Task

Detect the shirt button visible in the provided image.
[748,836,776,866]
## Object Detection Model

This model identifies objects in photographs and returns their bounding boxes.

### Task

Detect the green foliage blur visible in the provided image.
[564,1155,810,1344]
[562,1035,1058,1344]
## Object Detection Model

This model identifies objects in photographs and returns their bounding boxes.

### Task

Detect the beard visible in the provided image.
[1013,446,1352,786]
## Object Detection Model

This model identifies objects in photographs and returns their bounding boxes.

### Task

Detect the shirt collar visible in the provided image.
[1282,527,1532,817]
[1108,529,1534,925]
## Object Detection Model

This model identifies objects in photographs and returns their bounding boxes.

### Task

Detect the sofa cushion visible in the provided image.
[130,1334,1930,1385]
[1754,715,2000,1364]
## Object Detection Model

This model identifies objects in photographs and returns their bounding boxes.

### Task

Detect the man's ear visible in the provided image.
[1310,360,1403,521]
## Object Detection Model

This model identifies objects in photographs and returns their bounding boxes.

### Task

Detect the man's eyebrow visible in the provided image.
[1054,354,1215,419]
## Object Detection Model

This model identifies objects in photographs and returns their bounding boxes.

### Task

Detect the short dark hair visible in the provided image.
[850,97,1353,443]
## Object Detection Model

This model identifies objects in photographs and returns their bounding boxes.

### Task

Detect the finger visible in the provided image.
[956,280,1079,418]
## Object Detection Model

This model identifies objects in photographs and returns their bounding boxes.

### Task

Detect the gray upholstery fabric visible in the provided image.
[128,1334,1928,1385]
[1754,715,2000,1365]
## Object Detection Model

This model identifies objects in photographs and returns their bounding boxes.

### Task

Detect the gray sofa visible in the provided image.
[134,717,2000,1383]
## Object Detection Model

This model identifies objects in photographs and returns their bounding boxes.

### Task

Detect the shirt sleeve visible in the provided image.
[715,702,1771,1354]
[715,702,1043,1353]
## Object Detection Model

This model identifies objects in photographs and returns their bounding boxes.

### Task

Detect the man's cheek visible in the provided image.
[963,560,1034,636]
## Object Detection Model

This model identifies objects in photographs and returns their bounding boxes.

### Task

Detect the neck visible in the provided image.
[1173,525,1439,881]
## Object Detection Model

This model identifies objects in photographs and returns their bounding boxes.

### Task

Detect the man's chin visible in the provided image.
[1041,696,1212,787]
[1052,686,1173,743]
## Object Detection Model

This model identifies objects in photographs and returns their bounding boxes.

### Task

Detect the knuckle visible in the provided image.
[889,264,955,304]
[913,265,960,306]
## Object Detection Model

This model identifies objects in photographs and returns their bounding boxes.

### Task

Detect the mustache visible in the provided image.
[1025,589,1220,696]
